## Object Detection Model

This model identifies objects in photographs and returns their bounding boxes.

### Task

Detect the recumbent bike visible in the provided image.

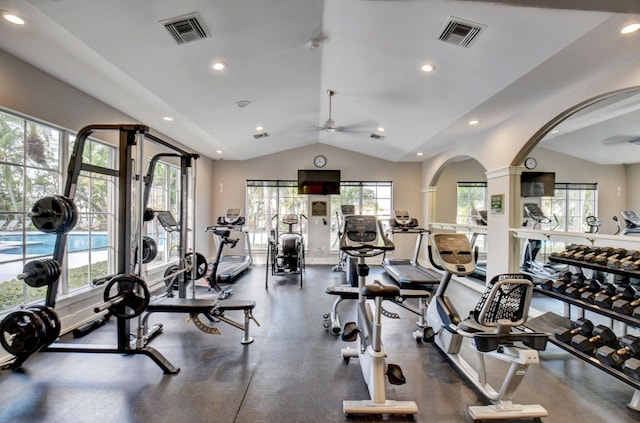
[424,232,550,421]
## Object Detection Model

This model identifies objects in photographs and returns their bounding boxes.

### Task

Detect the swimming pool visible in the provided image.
[0,233,109,255]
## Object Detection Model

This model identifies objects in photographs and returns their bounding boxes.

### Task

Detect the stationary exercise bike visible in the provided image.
[424,232,549,421]
[339,214,418,416]
[266,213,306,288]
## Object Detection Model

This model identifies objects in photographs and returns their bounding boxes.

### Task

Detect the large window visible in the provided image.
[457,181,487,224]
[0,110,117,313]
[246,181,308,250]
[539,183,598,232]
[330,181,392,251]
[246,180,392,252]
[146,162,180,264]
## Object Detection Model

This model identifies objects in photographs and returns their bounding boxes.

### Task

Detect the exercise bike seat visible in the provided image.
[456,273,549,352]
[361,281,400,299]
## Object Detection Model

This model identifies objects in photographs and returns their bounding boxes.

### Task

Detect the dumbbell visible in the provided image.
[554,318,593,344]
[551,244,581,259]
[583,247,612,263]
[550,272,575,293]
[565,278,602,299]
[594,285,637,309]
[621,257,640,271]
[595,247,627,265]
[581,283,616,304]
[571,246,599,261]
[612,291,640,315]
[623,357,640,382]
[596,335,640,368]
[538,278,554,291]
[571,325,617,354]
[608,250,640,268]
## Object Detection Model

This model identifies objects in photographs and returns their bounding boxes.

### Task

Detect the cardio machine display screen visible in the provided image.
[345,218,378,243]
[433,235,472,264]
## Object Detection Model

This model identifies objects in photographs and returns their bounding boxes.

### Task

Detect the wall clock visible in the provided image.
[524,157,537,170]
[314,155,327,168]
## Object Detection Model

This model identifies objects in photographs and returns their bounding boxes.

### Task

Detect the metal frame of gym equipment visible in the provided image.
[424,233,550,421]
[338,215,418,416]
[265,213,306,288]
[381,210,441,287]
[520,203,564,280]
[2,124,180,373]
[204,208,252,287]
[134,141,259,346]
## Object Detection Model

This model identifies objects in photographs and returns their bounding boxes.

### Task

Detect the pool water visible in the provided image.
[0,233,109,255]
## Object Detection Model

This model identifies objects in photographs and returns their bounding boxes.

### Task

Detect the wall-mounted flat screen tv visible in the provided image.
[297,169,341,195]
[521,172,556,197]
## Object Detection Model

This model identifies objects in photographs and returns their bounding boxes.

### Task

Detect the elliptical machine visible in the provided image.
[424,232,549,420]
[339,215,418,416]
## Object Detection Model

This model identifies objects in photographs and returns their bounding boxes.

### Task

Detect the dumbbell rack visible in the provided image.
[533,253,640,408]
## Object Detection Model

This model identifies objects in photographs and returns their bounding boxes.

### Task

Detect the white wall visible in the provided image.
[210,143,423,259]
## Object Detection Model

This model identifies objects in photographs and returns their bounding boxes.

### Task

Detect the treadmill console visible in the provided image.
[217,208,245,226]
[282,214,299,225]
[471,210,487,226]
[431,233,475,276]
[621,210,640,228]
[523,204,551,225]
[390,210,419,229]
[156,210,180,232]
[340,215,394,256]
[341,205,355,215]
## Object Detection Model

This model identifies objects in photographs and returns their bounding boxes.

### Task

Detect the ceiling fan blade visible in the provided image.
[602,135,640,146]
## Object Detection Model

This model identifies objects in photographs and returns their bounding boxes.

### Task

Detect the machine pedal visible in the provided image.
[341,322,360,342]
[386,363,407,385]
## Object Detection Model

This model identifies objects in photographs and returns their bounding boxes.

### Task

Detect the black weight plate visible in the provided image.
[164,264,180,289]
[142,237,158,264]
[185,252,207,280]
[103,274,150,319]
[28,305,61,346]
[0,310,45,356]
[21,258,60,288]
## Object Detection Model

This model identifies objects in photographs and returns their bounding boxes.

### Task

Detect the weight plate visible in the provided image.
[164,264,180,290]
[142,237,158,264]
[185,252,207,280]
[0,310,46,356]
[28,305,61,347]
[30,195,78,234]
[103,274,150,319]
[20,258,61,288]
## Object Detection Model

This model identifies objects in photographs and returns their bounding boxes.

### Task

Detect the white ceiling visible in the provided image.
[1,0,640,163]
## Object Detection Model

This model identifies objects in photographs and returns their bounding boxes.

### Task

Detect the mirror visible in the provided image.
[526,87,640,235]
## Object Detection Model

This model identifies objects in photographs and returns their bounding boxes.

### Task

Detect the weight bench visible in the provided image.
[324,285,430,336]
[142,297,258,345]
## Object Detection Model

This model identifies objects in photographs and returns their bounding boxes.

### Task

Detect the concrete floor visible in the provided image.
[0,264,639,422]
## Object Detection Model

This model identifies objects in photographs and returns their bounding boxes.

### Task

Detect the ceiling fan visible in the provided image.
[318,90,374,134]
[602,134,640,146]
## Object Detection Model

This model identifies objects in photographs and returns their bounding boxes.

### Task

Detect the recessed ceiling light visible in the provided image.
[621,23,640,34]
[2,12,25,25]
[417,152,424,156]
[235,100,251,108]
[421,64,435,73]
[212,62,226,71]
[216,150,223,154]
[550,129,560,134]
[256,126,263,131]
[468,119,480,125]
[162,116,174,121]
[377,127,385,132]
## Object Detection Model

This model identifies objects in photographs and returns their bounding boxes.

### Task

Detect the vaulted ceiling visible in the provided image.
[1,0,640,163]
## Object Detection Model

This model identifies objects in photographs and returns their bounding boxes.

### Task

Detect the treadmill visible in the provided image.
[205,208,252,281]
[381,210,440,288]
[621,210,640,235]
[469,209,487,278]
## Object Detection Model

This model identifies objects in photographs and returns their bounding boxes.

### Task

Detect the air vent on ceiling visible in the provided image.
[253,132,270,140]
[437,17,485,48]
[161,13,209,45]
[370,133,385,140]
